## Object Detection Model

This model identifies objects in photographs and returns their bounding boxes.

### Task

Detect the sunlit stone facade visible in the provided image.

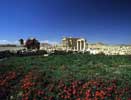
[62,37,86,51]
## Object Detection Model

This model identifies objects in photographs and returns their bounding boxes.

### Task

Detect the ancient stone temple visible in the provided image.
[62,37,86,51]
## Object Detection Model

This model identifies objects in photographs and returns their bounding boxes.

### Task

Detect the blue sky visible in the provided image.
[0,0,131,44]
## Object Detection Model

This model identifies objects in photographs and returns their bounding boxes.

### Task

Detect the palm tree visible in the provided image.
[19,39,24,46]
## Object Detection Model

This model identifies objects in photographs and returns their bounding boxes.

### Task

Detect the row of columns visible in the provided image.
[77,39,86,51]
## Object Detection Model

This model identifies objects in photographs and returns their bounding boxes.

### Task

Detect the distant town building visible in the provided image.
[88,43,131,55]
[40,43,52,50]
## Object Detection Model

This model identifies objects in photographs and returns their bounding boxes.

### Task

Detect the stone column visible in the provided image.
[80,40,82,51]
[83,40,85,51]
[77,40,78,51]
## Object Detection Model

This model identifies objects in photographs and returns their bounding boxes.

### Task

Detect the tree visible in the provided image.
[25,38,40,50]
[19,39,24,46]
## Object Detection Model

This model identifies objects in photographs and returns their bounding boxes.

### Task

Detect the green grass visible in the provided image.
[0,54,131,83]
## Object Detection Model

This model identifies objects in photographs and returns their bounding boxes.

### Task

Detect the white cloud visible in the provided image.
[0,40,10,44]
[40,40,58,45]
[0,40,19,44]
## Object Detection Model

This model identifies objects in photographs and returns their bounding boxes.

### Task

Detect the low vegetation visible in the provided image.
[0,54,131,100]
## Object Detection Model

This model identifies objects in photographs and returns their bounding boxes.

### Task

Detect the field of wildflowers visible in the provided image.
[0,54,131,100]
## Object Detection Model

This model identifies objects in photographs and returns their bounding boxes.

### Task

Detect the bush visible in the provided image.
[52,50,67,55]
[16,50,47,56]
[0,50,12,59]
